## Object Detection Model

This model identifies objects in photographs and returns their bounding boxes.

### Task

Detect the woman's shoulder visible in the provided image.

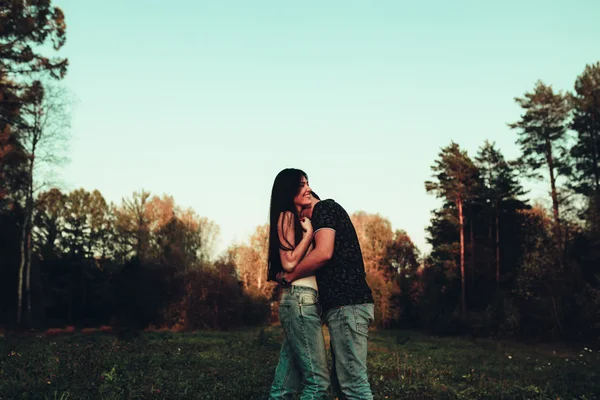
[278,210,295,220]
[278,211,295,226]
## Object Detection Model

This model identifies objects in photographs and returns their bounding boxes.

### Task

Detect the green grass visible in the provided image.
[0,327,598,399]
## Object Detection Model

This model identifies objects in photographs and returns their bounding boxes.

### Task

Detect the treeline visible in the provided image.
[0,182,423,331]
[235,214,422,330]
[0,187,275,330]
[420,66,600,341]
[0,2,271,331]
[1,2,598,341]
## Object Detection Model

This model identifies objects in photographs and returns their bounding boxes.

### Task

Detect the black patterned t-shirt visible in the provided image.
[311,199,374,312]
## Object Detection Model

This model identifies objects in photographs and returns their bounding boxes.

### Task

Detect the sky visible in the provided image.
[50,0,600,256]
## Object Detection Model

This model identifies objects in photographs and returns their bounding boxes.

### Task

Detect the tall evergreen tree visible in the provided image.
[426,142,480,318]
[570,62,600,197]
[476,140,526,291]
[508,81,571,242]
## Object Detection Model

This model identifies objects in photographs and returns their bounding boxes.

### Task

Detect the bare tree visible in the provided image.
[17,82,71,326]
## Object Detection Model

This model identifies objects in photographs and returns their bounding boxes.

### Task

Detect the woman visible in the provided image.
[267,168,330,400]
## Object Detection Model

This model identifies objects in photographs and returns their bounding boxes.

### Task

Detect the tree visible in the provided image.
[114,190,152,262]
[426,205,460,279]
[352,212,394,277]
[232,224,273,299]
[425,142,480,318]
[34,188,67,260]
[0,77,25,207]
[351,212,402,327]
[570,62,600,197]
[86,191,115,264]
[16,83,71,326]
[0,1,68,78]
[0,0,68,203]
[1,0,69,328]
[516,205,565,338]
[143,194,220,269]
[62,189,92,257]
[181,210,220,265]
[387,229,420,274]
[508,81,571,242]
[476,140,526,291]
[387,229,421,322]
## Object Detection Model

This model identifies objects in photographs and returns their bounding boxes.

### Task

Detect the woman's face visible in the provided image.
[293,176,312,209]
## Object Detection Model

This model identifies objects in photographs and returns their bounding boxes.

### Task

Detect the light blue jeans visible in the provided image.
[269,286,330,400]
[325,303,375,400]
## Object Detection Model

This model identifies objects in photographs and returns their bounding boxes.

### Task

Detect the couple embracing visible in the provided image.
[267,168,375,400]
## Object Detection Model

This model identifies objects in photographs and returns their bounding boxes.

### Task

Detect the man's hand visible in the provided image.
[285,229,334,281]
[275,271,290,286]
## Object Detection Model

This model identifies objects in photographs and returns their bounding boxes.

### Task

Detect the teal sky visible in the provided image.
[52,0,600,256]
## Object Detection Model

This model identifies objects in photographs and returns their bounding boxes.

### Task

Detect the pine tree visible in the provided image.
[426,142,480,318]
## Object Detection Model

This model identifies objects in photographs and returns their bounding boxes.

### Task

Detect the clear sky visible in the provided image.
[51,0,600,256]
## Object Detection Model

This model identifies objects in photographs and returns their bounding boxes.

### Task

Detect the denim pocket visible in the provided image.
[298,292,318,306]
[324,307,343,324]
[279,300,294,311]
[278,301,293,319]
[353,304,374,336]
[356,323,369,335]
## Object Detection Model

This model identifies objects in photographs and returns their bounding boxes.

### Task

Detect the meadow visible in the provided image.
[1,326,598,399]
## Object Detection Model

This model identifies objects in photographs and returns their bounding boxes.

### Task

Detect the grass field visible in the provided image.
[0,326,598,399]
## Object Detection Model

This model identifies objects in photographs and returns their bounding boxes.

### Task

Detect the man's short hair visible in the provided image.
[311,191,321,200]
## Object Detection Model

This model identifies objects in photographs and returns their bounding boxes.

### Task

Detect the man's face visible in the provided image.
[293,176,312,209]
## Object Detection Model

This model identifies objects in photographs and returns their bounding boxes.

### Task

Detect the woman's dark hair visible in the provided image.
[267,168,308,282]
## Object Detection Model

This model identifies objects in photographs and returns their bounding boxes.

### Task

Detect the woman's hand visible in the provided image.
[300,217,313,237]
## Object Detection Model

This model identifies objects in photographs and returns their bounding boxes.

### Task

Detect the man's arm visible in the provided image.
[285,229,335,282]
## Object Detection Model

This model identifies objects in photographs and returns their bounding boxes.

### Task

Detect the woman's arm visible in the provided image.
[278,211,313,272]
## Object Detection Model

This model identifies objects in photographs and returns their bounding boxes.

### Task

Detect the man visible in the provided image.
[278,192,375,400]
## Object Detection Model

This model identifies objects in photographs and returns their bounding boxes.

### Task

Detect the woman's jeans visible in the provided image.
[269,286,330,400]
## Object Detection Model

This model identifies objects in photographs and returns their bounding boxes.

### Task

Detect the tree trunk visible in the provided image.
[458,198,467,318]
[488,207,493,284]
[25,156,34,327]
[545,138,561,241]
[214,268,221,329]
[257,271,262,291]
[495,200,500,293]
[22,104,39,328]
[25,222,32,326]
[68,265,74,324]
[469,204,475,290]
[551,295,564,338]
[17,216,26,327]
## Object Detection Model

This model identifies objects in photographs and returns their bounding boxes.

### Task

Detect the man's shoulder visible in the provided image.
[315,199,340,209]
[314,199,340,214]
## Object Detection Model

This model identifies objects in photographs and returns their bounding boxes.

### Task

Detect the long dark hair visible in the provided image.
[266,168,307,282]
